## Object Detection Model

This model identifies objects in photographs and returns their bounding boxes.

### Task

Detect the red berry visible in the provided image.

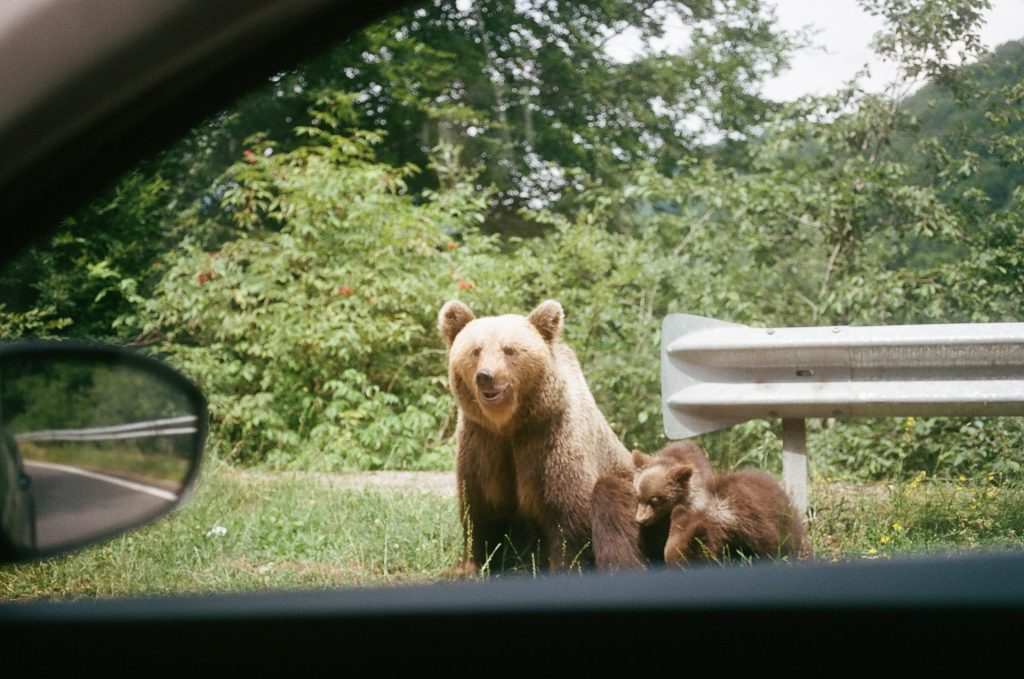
[447,241,457,250]
[197,273,209,285]
[336,285,353,296]
[458,279,473,290]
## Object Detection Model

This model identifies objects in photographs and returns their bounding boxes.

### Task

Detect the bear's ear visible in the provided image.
[669,463,694,487]
[632,449,653,469]
[527,299,563,343]
[439,300,475,346]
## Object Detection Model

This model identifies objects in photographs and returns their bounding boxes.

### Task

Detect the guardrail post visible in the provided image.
[781,418,808,521]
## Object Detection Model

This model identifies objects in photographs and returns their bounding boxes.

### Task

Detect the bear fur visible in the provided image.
[590,468,647,570]
[632,448,806,564]
[591,441,716,569]
[438,298,635,572]
[633,441,715,528]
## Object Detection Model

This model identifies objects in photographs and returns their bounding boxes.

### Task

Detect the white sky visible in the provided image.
[606,0,1024,101]
[763,0,1024,100]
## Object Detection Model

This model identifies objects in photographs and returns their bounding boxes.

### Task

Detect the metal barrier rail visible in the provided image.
[661,314,1024,516]
[14,415,199,443]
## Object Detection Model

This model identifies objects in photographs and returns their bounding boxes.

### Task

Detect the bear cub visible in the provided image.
[634,443,806,564]
[633,441,715,528]
[591,440,714,569]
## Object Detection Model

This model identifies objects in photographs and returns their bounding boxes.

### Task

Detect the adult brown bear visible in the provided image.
[438,299,635,573]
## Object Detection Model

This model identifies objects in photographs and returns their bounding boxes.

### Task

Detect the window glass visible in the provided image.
[2,0,1023,598]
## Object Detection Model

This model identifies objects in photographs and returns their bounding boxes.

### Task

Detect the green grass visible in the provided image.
[0,460,462,599]
[810,472,1024,561]
[2,464,1023,600]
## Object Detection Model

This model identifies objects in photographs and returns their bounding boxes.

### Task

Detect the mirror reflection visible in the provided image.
[0,353,201,556]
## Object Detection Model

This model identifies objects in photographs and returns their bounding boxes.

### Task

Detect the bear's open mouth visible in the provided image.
[480,387,508,404]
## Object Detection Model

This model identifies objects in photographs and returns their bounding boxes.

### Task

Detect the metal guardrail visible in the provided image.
[14,415,199,443]
[661,313,1024,516]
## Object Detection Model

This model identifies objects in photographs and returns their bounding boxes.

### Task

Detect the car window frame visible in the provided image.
[1,1,1024,668]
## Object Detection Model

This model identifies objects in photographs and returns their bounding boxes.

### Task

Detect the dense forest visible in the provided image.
[2,0,1023,480]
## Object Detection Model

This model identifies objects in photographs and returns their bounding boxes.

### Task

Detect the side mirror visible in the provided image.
[0,341,206,562]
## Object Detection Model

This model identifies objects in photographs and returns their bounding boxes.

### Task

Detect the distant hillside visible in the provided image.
[898,38,1024,210]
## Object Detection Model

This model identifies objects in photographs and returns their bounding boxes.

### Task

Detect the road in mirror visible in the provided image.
[0,355,200,556]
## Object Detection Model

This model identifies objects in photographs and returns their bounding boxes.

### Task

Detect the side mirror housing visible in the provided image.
[0,341,206,562]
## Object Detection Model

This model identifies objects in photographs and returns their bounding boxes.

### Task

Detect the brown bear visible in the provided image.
[633,449,805,564]
[633,441,715,528]
[590,467,647,570]
[438,298,635,573]
[590,441,716,569]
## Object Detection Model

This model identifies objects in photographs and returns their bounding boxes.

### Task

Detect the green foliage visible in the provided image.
[895,39,1024,211]
[810,416,1024,482]
[0,170,174,340]
[278,0,798,215]
[128,99,797,467]
[0,304,70,339]
[1,360,190,432]
[862,0,992,88]
[136,104,491,470]
[3,0,1024,479]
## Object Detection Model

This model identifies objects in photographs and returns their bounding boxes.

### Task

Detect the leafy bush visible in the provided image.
[123,88,1024,478]
[7,1,1024,479]
[135,104,488,469]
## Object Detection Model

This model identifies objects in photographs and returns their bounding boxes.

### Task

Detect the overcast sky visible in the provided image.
[763,0,1024,100]
[606,0,1024,101]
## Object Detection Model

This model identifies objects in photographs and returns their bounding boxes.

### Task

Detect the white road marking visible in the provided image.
[24,460,178,501]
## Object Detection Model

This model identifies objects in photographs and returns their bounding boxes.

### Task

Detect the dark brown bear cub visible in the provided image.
[439,299,635,573]
[634,444,805,564]
[591,441,714,569]
[633,441,714,528]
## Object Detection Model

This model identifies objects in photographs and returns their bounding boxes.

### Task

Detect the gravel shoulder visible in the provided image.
[234,469,458,497]
[319,470,457,497]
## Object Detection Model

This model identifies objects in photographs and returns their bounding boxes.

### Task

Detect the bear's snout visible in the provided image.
[474,367,509,404]
[636,504,656,526]
[475,369,495,388]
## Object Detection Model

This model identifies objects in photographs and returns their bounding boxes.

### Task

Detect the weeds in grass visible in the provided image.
[808,474,1024,561]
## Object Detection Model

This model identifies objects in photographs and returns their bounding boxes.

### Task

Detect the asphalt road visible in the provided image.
[24,460,177,551]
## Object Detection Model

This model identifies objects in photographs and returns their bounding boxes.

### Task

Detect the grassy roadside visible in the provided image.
[2,462,1023,600]
[811,472,1024,560]
[0,460,462,599]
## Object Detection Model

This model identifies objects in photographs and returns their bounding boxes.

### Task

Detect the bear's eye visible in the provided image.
[502,347,516,357]
[471,347,481,357]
